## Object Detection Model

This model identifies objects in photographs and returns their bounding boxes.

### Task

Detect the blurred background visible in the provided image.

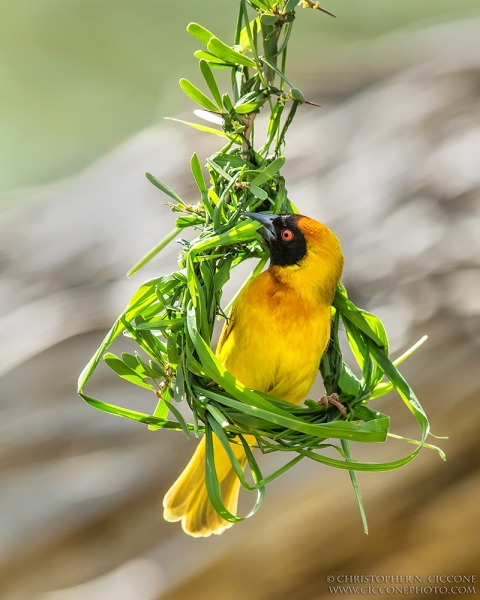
[1,1,480,598]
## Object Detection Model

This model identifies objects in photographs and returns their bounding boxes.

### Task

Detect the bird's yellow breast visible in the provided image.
[216,270,332,405]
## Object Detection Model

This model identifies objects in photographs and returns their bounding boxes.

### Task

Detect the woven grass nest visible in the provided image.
[78,0,443,528]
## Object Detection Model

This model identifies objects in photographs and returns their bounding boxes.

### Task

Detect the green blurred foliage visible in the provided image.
[0,0,479,195]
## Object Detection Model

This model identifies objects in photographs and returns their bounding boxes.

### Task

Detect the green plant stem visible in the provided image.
[127,227,183,277]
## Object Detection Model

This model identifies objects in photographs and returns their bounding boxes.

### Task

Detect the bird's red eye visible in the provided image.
[281,228,294,242]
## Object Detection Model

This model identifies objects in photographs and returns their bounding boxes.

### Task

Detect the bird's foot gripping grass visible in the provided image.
[78,0,444,537]
[318,393,347,419]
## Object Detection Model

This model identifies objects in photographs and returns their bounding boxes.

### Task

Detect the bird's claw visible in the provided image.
[318,393,347,418]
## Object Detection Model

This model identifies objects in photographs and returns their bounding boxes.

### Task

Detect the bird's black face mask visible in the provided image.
[242,213,308,267]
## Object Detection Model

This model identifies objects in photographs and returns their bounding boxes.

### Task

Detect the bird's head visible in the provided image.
[243,212,344,303]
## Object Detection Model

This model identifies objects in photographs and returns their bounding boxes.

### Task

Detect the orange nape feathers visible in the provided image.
[163,214,344,537]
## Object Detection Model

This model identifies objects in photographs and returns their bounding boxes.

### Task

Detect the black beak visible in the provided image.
[241,212,277,242]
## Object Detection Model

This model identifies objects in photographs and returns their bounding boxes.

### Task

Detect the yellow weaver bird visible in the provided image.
[163,213,344,536]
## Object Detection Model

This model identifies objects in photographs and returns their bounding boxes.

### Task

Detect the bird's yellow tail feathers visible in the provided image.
[163,434,247,537]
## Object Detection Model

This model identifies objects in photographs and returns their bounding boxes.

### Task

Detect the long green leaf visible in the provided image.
[207,37,256,67]
[249,184,268,200]
[370,344,429,444]
[164,399,192,439]
[369,335,429,399]
[78,275,171,390]
[248,0,271,9]
[190,220,261,254]
[209,414,305,489]
[250,156,286,186]
[165,117,228,138]
[187,22,215,45]
[199,60,222,108]
[204,421,246,522]
[136,318,185,330]
[145,172,184,203]
[234,100,267,114]
[104,353,155,390]
[179,78,220,112]
[261,56,295,88]
[338,363,361,397]
[198,385,389,443]
[335,286,388,350]
[80,392,194,431]
[342,439,369,535]
[194,51,231,68]
[285,0,299,10]
[190,152,207,192]
[148,395,170,431]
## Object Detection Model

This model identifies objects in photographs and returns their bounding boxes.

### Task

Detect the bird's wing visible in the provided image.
[215,309,235,358]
